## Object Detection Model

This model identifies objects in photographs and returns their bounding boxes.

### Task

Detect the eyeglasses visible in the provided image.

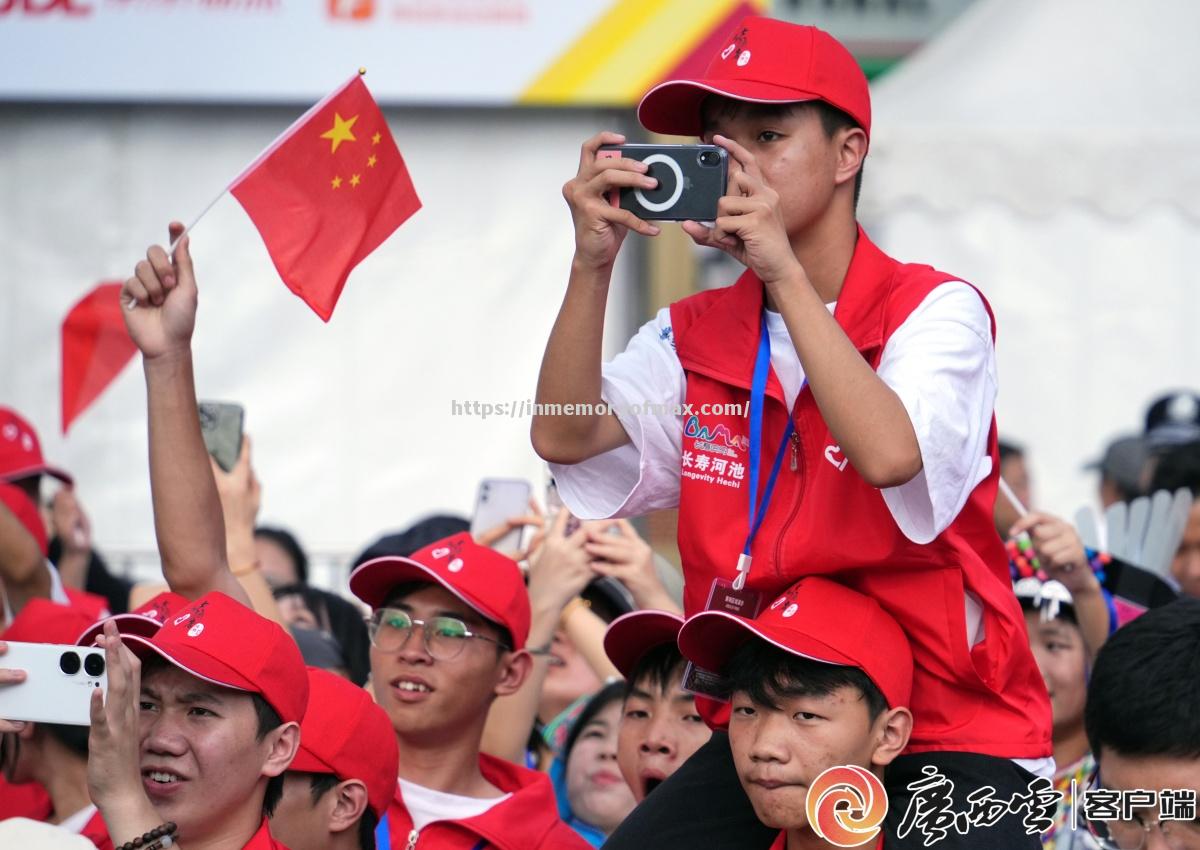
[1082,772,1200,850]
[367,608,510,660]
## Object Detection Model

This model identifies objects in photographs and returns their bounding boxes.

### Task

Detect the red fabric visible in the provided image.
[60,282,137,434]
[80,808,114,850]
[0,776,52,821]
[230,76,421,322]
[77,591,188,647]
[1,597,97,643]
[63,588,110,622]
[0,481,48,556]
[243,818,292,850]
[603,610,684,679]
[383,754,589,850]
[667,228,1051,759]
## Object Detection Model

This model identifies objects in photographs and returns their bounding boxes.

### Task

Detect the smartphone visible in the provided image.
[598,144,728,222]
[0,642,108,725]
[471,479,532,553]
[545,477,581,536]
[198,401,244,473]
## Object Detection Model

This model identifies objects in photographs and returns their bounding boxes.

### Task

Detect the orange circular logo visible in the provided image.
[805,765,889,847]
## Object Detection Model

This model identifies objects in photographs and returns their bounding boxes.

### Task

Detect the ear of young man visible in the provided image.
[869,707,913,769]
[326,780,369,834]
[260,722,302,781]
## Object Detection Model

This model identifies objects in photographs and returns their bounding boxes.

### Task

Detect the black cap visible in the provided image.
[1145,392,1200,449]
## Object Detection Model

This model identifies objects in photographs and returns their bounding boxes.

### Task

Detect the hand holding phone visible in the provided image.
[471,479,534,554]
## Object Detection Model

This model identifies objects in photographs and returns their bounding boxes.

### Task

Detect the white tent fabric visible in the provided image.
[0,105,636,578]
[862,0,1200,516]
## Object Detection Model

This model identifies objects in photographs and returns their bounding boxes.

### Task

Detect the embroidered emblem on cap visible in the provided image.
[771,596,786,611]
[782,603,799,619]
[448,558,464,573]
[737,50,751,66]
[720,27,749,62]
[187,623,205,638]
[173,601,209,630]
[431,547,450,559]
[2,424,17,441]
[20,434,33,452]
[1168,394,1199,423]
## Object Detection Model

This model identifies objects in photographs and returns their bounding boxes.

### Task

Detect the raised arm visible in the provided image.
[531,131,660,465]
[122,222,250,606]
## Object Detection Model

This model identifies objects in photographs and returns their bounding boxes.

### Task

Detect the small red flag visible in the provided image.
[230,75,421,321]
[61,281,138,434]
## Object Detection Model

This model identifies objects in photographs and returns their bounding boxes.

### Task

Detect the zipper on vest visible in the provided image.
[789,431,800,472]
[405,829,418,850]
[774,419,806,575]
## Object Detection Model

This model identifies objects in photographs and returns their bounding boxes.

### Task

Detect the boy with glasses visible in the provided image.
[350,533,589,850]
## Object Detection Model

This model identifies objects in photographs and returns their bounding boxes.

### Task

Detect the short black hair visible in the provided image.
[254,526,309,585]
[1148,440,1200,495]
[352,514,471,569]
[43,723,90,758]
[251,694,285,816]
[699,96,865,210]
[564,681,626,761]
[624,642,687,702]
[381,581,514,651]
[728,639,888,723]
[998,439,1025,463]
[286,772,379,850]
[1086,598,1200,762]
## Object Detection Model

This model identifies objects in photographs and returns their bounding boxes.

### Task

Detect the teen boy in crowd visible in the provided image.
[532,14,1050,849]
[602,610,711,803]
[678,577,913,850]
[1083,597,1200,850]
[269,667,399,850]
[86,591,307,850]
[350,534,591,849]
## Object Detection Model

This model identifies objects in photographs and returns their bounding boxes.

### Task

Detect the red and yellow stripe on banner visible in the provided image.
[520,0,766,106]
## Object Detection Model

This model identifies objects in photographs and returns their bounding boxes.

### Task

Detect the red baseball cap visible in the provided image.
[638,16,870,141]
[2,598,97,644]
[604,610,685,680]
[0,482,48,557]
[122,591,308,724]
[76,591,189,647]
[678,576,912,709]
[289,667,399,818]
[0,408,72,485]
[349,532,531,651]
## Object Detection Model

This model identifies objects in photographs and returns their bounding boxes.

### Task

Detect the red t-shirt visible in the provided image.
[0,776,52,821]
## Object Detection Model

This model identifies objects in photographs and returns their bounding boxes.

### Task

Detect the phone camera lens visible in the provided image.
[698,150,720,167]
[84,654,106,677]
[59,651,81,675]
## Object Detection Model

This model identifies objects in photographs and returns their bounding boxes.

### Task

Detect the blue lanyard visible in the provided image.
[736,314,798,589]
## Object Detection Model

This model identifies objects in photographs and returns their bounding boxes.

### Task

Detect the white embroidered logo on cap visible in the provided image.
[431,547,450,559]
[448,558,464,573]
[173,612,192,626]
[187,623,204,638]
[782,604,799,619]
[721,43,736,60]
[1168,394,1199,423]
[2,424,17,441]
[737,50,751,67]
[771,596,786,610]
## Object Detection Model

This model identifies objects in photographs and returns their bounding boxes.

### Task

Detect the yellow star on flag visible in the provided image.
[321,113,359,153]
[372,132,381,145]
[350,174,361,187]
[367,155,377,168]
[331,176,343,189]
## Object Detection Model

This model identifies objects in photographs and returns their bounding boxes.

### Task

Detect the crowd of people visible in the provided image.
[3,14,1200,850]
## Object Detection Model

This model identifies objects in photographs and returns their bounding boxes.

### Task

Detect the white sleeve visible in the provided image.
[878,283,997,544]
[550,307,685,520]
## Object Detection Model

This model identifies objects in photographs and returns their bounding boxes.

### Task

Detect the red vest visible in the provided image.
[669,229,1051,759]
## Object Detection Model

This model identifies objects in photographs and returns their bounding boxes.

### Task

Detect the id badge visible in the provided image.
[681,577,765,702]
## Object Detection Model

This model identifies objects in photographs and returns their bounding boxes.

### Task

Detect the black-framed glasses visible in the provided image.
[1081,770,1200,850]
[367,608,510,660]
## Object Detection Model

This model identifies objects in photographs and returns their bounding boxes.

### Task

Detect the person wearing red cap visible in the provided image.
[533,14,1050,850]
[348,532,589,850]
[602,610,710,803]
[679,577,914,850]
[0,599,114,850]
[268,668,398,850]
[84,591,306,850]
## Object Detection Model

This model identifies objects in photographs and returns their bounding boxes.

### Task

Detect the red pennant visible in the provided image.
[61,281,137,433]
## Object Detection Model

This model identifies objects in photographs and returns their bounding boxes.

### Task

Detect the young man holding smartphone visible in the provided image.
[533,15,1051,848]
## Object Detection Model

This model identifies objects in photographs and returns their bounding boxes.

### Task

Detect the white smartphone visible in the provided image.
[471,479,532,553]
[0,642,108,725]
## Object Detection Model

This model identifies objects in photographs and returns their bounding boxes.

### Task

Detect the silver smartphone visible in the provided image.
[471,479,532,553]
[0,642,108,725]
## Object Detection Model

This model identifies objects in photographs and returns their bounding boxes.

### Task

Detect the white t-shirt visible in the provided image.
[398,777,511,833]
[551,281,997,546]
[1,560,72,627]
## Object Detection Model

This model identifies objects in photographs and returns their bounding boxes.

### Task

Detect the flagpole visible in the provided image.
[126,69,368,311]
[998,477,1029,518]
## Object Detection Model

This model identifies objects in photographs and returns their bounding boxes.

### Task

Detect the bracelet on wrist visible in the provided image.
[559,596,591,627]
[116,822,177,850]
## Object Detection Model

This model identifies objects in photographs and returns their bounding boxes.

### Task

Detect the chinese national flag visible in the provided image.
[230,75,421,321]
[61,281,138,434]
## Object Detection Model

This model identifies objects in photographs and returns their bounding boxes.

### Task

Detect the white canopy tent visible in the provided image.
[862,0,1200,515]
